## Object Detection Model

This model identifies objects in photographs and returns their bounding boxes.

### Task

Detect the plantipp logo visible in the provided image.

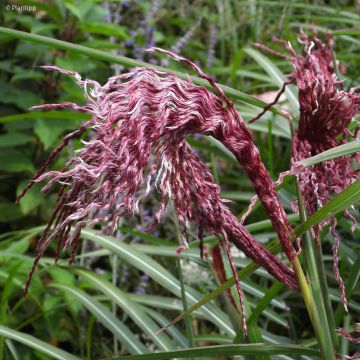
[4,4,37,12]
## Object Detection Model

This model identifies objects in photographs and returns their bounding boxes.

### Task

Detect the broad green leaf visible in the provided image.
[16,181,43,215]
[0,262,22,360]
[34,118,81,149]
[0,150,34,173]
[0,132,33,148]
[64,2,95,21]
[81,22,128,40]
[0,203,23,223]
[0,79,41,110]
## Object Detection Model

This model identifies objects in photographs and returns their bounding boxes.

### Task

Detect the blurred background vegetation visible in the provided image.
[0,0,359,359]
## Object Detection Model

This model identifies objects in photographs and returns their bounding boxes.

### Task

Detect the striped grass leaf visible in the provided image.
[106,343,320,359]
[244,47,299,113]
[128,294,200,313]
[73,268,176,351]
[140,306,189,349]
[0,325,80,360]
[297,140,360,168]
[160,179,360,329]
[247,281,285,327]
[80,229,235,337]
[48,284,148,355]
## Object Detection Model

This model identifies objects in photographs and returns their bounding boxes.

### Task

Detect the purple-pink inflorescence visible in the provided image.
[251,30,359,312]
[288,31,360,311]
[18,49,302,335]
[337,326,360,359]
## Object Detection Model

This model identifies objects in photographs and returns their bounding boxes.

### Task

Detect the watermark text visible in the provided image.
[4,4,37,12]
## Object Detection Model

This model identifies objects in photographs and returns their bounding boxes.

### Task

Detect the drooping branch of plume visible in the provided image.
[149,48,298,263]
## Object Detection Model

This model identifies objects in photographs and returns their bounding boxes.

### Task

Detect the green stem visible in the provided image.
[314,242,339,348]
[292,257,336,360]
[294,181,337,360]
[177,259,195,352]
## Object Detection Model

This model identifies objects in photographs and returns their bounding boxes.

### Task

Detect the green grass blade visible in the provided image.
[258,1,360,20]
[295,179,360,235]
[106,344,320,359]
[5,339,20,360]
[247,281,284,327]
[334,254,360,326]
[0,262,22,360]
[295,180,337,357]
[73,269,176,351]
[297,140,360,168]
[177,259,194,350]
[80,229,235,336]
[141,306,188,349]
[0,27,285,116]
[0,111,90,124]
[163,179,360,327]
[234,299,270,360]
[118,226,173,246]
[340,316,351,359]
[0,325,80,360]
[244,47,299,113]
[49,284,148,355]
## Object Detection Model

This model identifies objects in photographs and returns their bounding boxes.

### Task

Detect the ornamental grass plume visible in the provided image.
[253,29,359,311]
[18,48,301,334]
[288,30,360,310]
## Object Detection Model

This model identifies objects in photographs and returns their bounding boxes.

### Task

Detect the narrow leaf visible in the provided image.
[0,325,80,360]
[107,344,320,359]
[0,26,284,116]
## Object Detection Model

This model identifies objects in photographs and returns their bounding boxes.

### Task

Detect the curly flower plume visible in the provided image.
[240,30,359,316]
[290,31,360,218]
[19,50,302,335]
[288,31,360,311]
